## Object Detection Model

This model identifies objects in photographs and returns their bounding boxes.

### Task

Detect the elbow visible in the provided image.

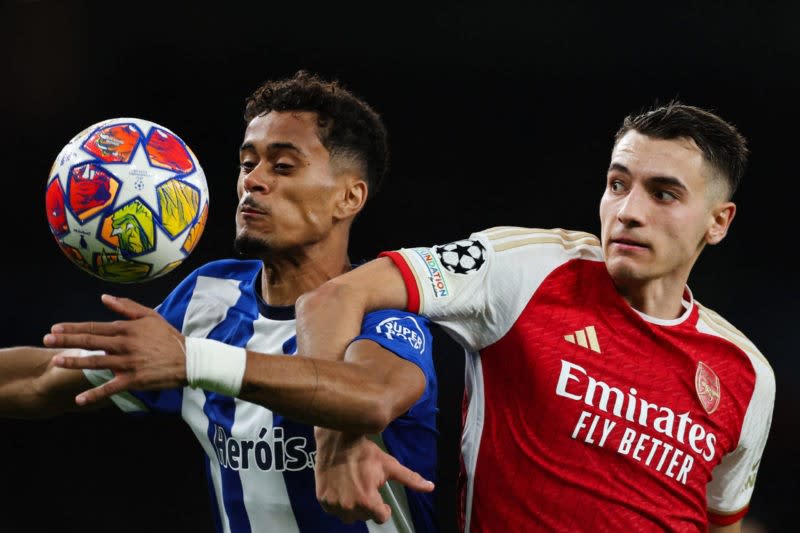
[345,383,398,433]
[357,401,394,433]
[356,371,426,433]
[356,382,422,433]
[297,278,361,316]
[297,279,343,312]
[294,284,324,317]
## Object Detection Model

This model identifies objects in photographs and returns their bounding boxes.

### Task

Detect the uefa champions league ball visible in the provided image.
[45,118,209,283]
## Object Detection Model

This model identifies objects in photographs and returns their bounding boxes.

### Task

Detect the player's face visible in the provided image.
[599,131,730,289]
[234,111,342,255]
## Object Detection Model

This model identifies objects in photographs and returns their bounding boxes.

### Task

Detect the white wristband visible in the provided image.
[184,337,247,396]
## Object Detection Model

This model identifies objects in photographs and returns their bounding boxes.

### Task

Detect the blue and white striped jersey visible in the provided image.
[85,259,438,533]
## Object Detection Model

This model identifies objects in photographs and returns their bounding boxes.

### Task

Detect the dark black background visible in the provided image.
[1,1,798,531]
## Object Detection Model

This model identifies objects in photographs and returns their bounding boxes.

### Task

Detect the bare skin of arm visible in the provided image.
[47,260,432,523]
[295,257,409,361]
[294,257,431,523]
[0,347,105,418]
[45,289,426,434]
[709,520,742,533]
[243,338,425,433]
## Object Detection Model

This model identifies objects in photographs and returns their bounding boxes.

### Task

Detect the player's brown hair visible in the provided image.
[244,70,389,195]
[615,102,748,199]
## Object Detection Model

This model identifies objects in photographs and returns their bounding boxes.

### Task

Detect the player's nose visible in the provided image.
[242,164,273,194]
[616,186,647,227]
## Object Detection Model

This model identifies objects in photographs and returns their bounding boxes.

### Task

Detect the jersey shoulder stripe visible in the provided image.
[479,226,603,257]
[696,302,772,371]
[698,301,775,517]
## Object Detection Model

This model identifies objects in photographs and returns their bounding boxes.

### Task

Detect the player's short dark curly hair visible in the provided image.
[244,71,388,195]
[615,101,748,200]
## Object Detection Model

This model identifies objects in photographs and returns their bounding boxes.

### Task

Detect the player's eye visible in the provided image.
[609,179,625,192]
[239,161,256,173]
[273,162,294,174]
[654,190,678,202]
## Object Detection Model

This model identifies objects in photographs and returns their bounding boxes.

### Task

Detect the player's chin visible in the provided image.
[233,232,272,258]
[236,214,272,230]
[605,257,649,283]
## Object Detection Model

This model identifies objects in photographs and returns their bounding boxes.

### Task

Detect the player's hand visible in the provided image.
[313,429,434,524]
[42,294,187,405]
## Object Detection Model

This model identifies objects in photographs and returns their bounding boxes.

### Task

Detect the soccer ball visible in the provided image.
[45,118,209,283]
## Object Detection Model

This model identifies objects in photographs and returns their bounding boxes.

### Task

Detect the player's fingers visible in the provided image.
[52,348,98,359]
[384,459,434,493]
[102,294,154,319]
[338,509,368,525]
[75,377,128,406]
[43,332,119,353]
[50,321,120,336]
[318,500,352,523]
[344,493,390,523]
[318,500,333,514]
[52,354,122,371]
[366,497,392,524]
[318,495,379,524]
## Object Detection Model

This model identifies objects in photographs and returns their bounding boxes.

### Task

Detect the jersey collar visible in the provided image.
[632,286,695,326]
[246,267,296,321]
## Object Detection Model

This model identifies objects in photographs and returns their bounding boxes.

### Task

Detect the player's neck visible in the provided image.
[259,238,351,307]
[615,275,689,320]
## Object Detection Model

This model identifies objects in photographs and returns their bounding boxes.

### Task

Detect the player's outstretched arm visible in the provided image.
[709,522,741,533]
[0,347,101,418]
[294,258,431,523]
[47,292,428,433]
[242,335,428,433]
[295,257,409,361]
[44,295,188,406]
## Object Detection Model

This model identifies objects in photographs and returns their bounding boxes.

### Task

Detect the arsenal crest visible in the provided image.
[695,362,721,414]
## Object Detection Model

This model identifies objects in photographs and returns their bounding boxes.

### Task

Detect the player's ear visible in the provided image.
[706,201,736,245]
[333,174,368,220]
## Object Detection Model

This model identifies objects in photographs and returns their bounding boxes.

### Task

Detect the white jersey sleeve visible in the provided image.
[382,226,603,352]
[699,308,776,521]
[82,352,149,413]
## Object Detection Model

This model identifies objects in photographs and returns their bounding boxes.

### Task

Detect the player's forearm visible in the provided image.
[239,352,402,433]
[709,521,742,533]
[295,280,370,362]
[0,347,85,417]
[296,257,408,362]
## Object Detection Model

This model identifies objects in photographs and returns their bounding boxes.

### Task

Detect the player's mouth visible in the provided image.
[610,237,650,252]
[239,198,269,218]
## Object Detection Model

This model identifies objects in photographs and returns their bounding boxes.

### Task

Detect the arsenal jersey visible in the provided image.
[381,226,774,532]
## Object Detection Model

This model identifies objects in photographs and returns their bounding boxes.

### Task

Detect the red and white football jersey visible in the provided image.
[381,226,774,532]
